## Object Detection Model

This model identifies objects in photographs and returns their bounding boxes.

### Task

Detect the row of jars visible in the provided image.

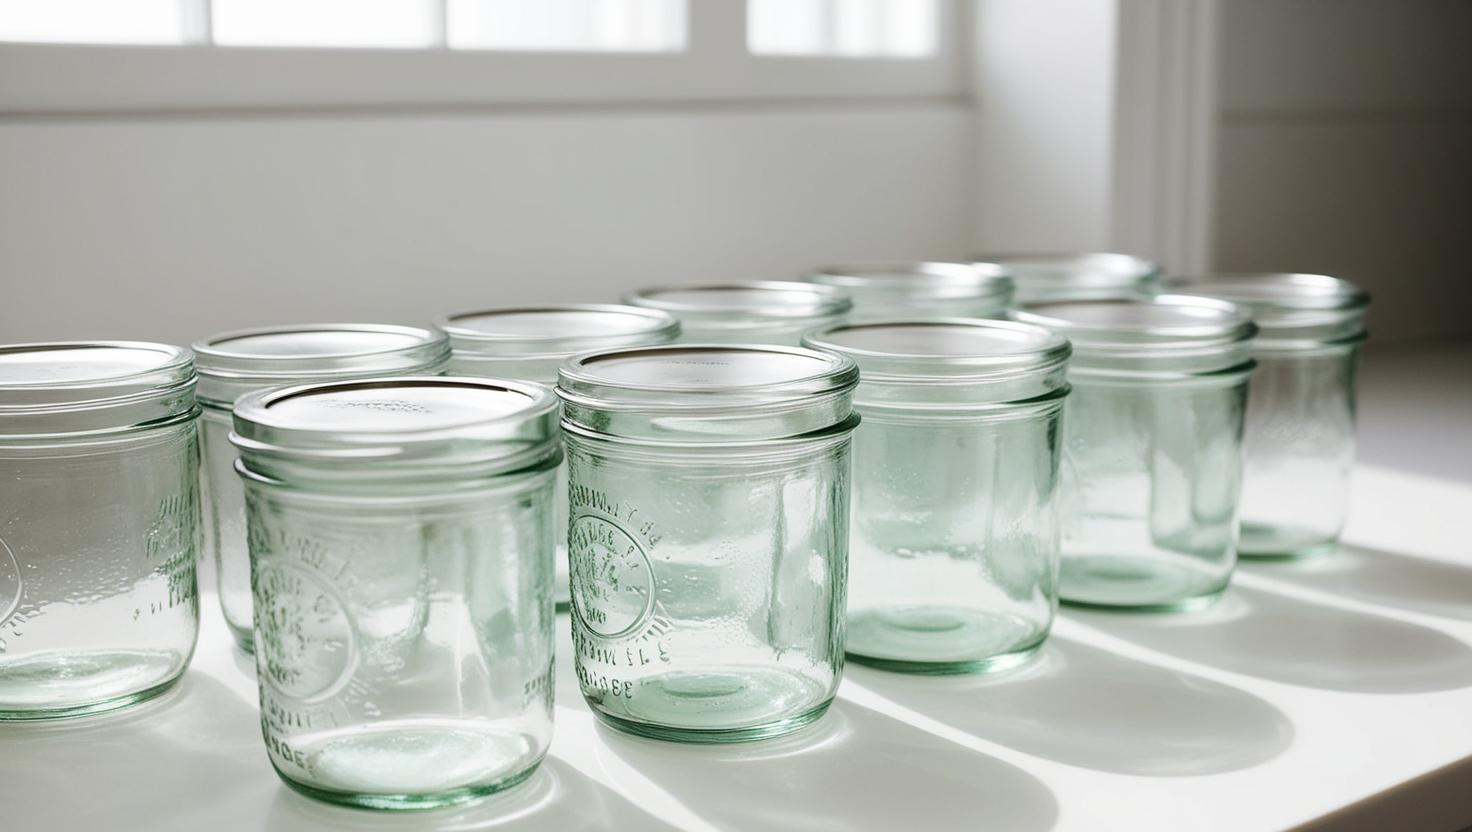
[0,255,1368,810]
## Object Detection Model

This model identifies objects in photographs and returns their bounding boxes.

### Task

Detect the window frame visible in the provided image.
[0,1,966,113]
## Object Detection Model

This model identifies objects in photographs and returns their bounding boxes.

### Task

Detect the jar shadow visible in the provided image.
[1242,544,1472,621]
[264,756,683,832]
[846,635,1293,776]
[593,698,1058,831]
[0,673,272,828]
[1069,585,1472,693]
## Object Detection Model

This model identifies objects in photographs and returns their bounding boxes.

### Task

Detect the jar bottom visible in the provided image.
[845,606,1048,675]
[1238,522,1338,560]
[271,721,544,810]
[0,648,187,720]
[1059,555,1228,612]
[226,622,256,654]
[591,667,833,743]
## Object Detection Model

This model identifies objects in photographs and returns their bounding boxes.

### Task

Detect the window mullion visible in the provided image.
[180,0,212,45]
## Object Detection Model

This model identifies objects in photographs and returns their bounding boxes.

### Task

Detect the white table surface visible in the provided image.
[4,340,1470,832]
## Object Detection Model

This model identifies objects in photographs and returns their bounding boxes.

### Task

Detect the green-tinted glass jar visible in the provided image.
[978,253,1161,304]
[803,321,1069,673]
[557,345,858,742]
[434,305,680,608]
[803,262,1015,320]
[193,324,449,652]
[624,281,851,345]
[232,376,560,809]
[1012,297,1256,611]
[0,342,201,720]
[1161,273,1370,558]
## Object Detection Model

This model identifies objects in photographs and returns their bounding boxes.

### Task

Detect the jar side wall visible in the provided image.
[563,435,850,740]
[0,421,201,718]
[201,409,254,651]
[243,468,556,799]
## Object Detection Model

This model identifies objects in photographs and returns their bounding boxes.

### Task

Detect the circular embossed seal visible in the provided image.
[568,512,655,640]
[253,561,356,703]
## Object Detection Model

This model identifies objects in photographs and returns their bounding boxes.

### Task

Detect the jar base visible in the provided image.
[1060,554,1228,612]
[0,649,186,721]
[593,696,833,744]
[845,606,1048,675]
[1237,522,1338,560]
[227,624,256,654]
[269,722,545,810]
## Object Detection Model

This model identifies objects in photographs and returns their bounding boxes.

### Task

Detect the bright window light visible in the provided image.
[0,0,186,45]
[448,0,685,52]
[211,0,440,48]
[748,0,937,57]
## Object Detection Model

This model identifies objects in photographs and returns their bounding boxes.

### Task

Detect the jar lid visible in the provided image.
[623,281,851,329]
[436,305,679,357]
[193,324,449,407]
[976,252,1161,300]
[1159,273,1368,346]
[805,262,1014,304]
[558,344,858,443]
[1011,296,1256,377]
[0,341,196,439]
[231,376,560,482]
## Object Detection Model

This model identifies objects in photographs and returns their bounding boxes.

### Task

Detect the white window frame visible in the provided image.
[0,1,967,113]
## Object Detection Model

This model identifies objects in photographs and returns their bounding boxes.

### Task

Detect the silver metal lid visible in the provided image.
[805,262,1014,306]
[977,252,1161,302]
[1159,273,1368,346]
[231,376,560,483]
[1012,296,1256,377]
[0,341,196,438]
[623,281,852,339]
[435,305,680,384]
[558,344,858,443]
[192,324,449,407]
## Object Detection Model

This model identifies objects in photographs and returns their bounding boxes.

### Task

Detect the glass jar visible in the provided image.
[1160,273,1369,558]
[193,324,449,653]
[1011,298,1256,611]
[624,281,851,345]
[232,376,560,809]
[0,342,201,720]
[557,345,858,742]
[977,253,1161,304]
[434,305,680,608]
[804,262,1014,320]
[802,321,1069,673]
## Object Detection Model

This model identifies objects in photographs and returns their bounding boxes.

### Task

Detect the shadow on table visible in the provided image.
[266,756,682,832]
[847,635,1292,777]
[1070,584,1472,694]
[0,672,272,827]
[1242,544,1472,621]
[594,698,1058,832]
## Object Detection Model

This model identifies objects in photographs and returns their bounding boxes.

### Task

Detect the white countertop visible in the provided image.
[4,340,1471,832]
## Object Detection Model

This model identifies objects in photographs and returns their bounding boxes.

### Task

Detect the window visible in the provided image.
[748,0,937,58]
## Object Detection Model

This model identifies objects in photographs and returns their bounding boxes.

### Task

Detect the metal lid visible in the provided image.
[977,252,1161,302]
[805,262,1014,309]
[1011,296,1256,378]
[557,344,858,443]
[193,324,449,408]
[231,376,560,483]
[435,304,680,383]
[0,341,196,439]
[623,281,851,337]
[1159,273,1368,346]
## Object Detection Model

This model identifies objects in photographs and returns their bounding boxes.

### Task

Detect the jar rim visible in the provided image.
[1159,273,1369,314]
[974,252,1161,288]
[0,341,196,437]
[560,343,856,398]
[1012,295,1255,348]
[623,281,852,321]
[803,319,1069,380]
[805,262,1013,301]
[194,323,446,377]
[0,340,191,391]
[435,304,680,356]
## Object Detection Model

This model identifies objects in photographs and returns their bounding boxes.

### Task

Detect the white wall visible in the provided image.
[1214,0,1472,342]
[0,103,974,347]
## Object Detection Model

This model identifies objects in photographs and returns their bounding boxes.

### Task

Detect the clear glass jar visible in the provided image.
[232,376,560,809]
[978,253,1161,304]
[557,345,858,742]
[802,321,1069,673]
[1160,273,1369,558]
[434,305,680,608]
[0,342,201,720]
[624,281,851,345]
[193,324,449,653]
[804,262,1014,320]
[1012,297,1257,611]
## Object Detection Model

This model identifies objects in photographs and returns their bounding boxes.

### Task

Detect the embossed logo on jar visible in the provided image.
[569,512,655,639]
[253,561,356,703]
[0,535,20,628]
